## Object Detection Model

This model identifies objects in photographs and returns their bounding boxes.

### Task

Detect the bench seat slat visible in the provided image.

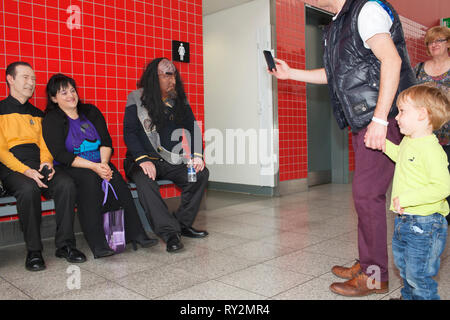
[0,180,173,218]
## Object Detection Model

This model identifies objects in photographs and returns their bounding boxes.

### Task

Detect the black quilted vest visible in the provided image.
[322,0,416,132]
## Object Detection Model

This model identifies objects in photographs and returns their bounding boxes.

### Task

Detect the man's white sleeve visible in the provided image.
[357,1,393,49]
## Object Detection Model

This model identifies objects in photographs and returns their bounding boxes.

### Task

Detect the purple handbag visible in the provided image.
[102,179,126,253]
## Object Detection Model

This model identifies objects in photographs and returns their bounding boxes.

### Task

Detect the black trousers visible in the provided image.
[3,167,77,252]
[125,158,209,242]
[62,163,148,255]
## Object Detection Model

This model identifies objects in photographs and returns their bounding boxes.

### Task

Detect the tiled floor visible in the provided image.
[0,183,448,300]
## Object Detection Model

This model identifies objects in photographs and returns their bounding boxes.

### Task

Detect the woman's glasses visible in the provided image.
[427,38,447,46]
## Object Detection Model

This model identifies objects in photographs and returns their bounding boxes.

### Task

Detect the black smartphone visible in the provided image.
[40,165,51,185]
[263,50,276,71]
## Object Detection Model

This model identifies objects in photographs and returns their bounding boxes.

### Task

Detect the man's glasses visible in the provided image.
[427,38,447,46]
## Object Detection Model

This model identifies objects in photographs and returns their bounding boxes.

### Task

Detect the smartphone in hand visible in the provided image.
[40,165,51,185]
[263,50,276,71]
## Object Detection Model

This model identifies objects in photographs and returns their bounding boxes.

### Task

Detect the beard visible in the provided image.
[167,88,178,100]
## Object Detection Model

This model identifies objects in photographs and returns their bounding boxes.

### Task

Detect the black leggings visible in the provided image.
[61,163,147,255]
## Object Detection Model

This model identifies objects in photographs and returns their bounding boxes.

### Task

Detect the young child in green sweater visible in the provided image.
[385,84,450,300]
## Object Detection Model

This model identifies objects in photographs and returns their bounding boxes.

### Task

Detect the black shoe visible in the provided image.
[93,248,115,259]
[25,251,46,272]
[55,246,87,263]
[166,234,184,253]
[129,235,159,251]
[181,226,209,238]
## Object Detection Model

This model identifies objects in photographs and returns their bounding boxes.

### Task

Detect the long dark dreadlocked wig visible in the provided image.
[137,58,189,131]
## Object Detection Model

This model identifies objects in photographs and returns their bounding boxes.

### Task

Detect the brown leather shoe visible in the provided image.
[331,260,361,279]
[330,271,389,297]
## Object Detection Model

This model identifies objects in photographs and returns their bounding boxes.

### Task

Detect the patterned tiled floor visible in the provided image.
[0,183,448,300]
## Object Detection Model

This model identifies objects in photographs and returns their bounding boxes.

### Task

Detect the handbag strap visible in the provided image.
[102,179,118,205]
[416,62,424,78]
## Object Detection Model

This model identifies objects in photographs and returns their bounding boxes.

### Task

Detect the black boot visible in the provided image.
[128,234,159,251]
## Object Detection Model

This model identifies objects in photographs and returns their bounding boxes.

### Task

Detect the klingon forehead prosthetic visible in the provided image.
[158,59,176,75]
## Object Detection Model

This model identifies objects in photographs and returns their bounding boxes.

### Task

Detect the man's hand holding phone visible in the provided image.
[39,163,54,185]
[24,163,54,189]
[263,50,277,72]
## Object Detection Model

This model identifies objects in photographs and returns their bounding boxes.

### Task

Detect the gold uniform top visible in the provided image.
[0,95,53,174]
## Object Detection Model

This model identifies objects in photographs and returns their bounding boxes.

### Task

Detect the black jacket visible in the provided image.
[42,104,113,166]
[323,0,416,132]
[123,99,203,165]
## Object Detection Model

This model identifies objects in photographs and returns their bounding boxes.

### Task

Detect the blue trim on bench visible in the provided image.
[0,180,174,218]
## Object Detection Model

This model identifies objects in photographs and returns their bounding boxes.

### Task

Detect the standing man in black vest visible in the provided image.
[270,0,415,297]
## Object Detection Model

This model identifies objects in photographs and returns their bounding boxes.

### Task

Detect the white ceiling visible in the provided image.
[202,0,254,16]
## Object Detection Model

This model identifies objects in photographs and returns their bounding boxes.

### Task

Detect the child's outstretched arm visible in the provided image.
[383,139,399,162]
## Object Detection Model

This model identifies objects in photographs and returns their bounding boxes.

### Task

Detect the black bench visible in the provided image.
[0,180,173,220]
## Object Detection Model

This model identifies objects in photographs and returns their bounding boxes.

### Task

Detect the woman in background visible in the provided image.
[414,25,450,222]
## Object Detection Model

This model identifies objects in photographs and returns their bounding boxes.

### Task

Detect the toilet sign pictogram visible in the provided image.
[172,40,190,63]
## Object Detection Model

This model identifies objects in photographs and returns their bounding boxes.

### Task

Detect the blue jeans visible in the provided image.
[392,213,448,300]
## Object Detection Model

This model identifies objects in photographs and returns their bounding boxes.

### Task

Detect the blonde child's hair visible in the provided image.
[397,83,450,131]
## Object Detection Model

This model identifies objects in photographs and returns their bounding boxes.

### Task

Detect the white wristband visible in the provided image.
[372,117,389,127]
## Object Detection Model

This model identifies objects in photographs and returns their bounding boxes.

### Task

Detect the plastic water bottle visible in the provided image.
[187,159,197,183]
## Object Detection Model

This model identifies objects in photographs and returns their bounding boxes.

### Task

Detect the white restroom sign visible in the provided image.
[172,40,190,63]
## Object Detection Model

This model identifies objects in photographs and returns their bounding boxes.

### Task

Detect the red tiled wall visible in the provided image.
[276,0,307,181]
[276,0,441,180]
[0,0,204,210]
[393,0,450,28]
